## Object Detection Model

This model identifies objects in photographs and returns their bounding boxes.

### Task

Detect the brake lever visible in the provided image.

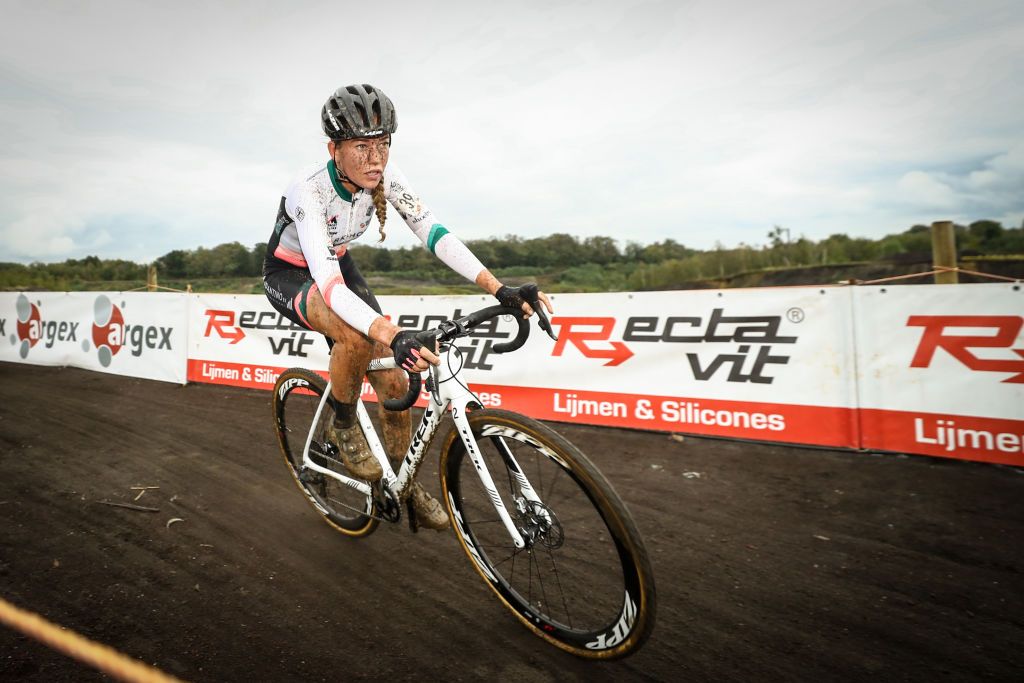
[524,292,557,341]
[428,359,442,406]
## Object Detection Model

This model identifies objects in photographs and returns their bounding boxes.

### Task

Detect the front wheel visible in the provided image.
[272,367,378,538]
[440,409,656,659]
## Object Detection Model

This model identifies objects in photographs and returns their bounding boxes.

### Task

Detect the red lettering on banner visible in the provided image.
[203,309,245,344]
[907,315,1024,383]
[550,317,634,366]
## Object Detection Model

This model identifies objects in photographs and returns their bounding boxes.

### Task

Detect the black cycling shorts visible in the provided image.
[262,251,382,332]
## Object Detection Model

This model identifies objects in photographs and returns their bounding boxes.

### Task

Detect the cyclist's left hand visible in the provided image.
[494,284,554,319]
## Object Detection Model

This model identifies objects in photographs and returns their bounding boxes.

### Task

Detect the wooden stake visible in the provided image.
[931,221,958,284]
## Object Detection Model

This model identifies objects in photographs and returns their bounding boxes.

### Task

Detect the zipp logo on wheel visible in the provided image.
[908,315,1024,383]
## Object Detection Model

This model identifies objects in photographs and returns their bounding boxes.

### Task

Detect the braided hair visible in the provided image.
[371,180,388,242]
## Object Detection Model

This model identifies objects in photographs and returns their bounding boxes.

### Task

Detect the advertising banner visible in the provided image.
[186,293,331,389]
[5,285,1020,466]
[186,288,861,449]
[0,292,188,384]
[852,283,1024,466]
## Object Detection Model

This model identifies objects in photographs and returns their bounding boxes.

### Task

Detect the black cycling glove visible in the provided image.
[495,285,528,311]
[495,283,557,341]
[390,330,433,371]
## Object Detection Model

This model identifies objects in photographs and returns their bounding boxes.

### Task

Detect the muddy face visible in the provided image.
[333,136,390,191]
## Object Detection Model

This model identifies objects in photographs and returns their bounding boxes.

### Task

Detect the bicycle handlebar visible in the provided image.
[382,372,422,411]
[380,284,556,411]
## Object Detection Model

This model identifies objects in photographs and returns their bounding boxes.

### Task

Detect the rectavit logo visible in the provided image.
[204,309,246,344]
[203,308,319,357]
[908,315,1024,383]
[551,308,799,383]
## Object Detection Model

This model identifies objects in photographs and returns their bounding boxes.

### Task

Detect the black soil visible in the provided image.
[1,363,1022,682]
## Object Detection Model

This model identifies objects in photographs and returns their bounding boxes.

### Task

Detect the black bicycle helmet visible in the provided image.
[321,84,397,140]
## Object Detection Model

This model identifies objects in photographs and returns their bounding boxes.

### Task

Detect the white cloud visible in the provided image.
[1,0,1023,262]
[896,171,958,210]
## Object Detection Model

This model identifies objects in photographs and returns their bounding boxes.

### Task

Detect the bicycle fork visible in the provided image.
[449,400,545,550]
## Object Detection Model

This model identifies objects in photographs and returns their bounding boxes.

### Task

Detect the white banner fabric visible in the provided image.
[4,285,1021,467]
[852,283,1024,465]
[0,292,188,384]
[186,289,861,450]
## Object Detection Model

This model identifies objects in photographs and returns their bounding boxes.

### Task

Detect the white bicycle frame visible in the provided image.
[299,346,545,549]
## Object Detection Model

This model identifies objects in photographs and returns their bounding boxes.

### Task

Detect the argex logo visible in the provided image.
[87,295,173,367]
[10,294,43,359]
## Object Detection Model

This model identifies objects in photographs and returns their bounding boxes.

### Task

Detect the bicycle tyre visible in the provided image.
[272,367,378,537]
[439,409,656,659]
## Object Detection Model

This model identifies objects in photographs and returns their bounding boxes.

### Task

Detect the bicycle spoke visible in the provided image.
[544,545,574,628]
[444,410,654,657]
[529,550,553,619]
[488,547,524,569]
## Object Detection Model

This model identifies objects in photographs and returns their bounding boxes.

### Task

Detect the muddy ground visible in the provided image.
[0,363,1022,682]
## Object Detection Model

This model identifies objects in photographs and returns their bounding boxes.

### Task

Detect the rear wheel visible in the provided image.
[272,367,378,537]
[440,409,656,659]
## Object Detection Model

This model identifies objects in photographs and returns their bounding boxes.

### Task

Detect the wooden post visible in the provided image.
[147,265,158,292]
[931,221,958,284]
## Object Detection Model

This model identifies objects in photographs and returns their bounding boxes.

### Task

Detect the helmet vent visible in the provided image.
[322,84,397,140]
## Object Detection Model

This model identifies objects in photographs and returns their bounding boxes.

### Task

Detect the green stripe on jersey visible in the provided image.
[326,160,353,203]
[427,224,450,254]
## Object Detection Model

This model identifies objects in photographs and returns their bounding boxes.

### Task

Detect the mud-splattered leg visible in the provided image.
[305,288,373,404]
[366,341,411,467]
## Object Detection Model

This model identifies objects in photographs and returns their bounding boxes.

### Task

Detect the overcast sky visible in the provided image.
[1,0,1022,264]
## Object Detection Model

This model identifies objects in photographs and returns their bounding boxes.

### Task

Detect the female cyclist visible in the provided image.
[262,84,552,530]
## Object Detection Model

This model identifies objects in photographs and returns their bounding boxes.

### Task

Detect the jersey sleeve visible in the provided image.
[290,185,381,336]
[384,165,486,282]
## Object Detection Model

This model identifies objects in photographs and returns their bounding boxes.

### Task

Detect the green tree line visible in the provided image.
[2,219,1021,292]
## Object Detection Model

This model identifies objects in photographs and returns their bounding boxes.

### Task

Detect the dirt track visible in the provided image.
[1,363,1022,682]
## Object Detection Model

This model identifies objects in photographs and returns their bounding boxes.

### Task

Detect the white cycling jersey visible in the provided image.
[267,159,485,335]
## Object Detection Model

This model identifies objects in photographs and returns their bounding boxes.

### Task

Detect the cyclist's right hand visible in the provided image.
[390,329,440,372]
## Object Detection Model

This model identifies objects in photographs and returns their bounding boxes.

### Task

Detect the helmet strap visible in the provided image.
[332,152,359,193]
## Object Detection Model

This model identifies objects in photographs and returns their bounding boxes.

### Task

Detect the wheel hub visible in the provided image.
[513,500,564,550]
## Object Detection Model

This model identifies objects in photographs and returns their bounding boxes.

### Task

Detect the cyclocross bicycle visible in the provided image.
[271,286,656,659]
